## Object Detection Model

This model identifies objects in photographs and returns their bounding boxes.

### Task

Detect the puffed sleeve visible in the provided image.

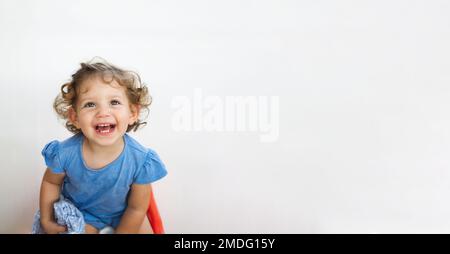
[133,149,168,184]
[41,140,65,174]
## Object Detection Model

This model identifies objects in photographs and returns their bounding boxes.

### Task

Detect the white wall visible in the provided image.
[1,0,450,233]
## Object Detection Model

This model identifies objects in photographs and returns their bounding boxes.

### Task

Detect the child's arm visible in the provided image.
[39,168,67,234]
[115,183,152,234]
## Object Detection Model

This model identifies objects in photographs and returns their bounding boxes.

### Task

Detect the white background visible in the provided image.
[1,0,450,233]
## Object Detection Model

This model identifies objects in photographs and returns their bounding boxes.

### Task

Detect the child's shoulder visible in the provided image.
[124,134,160,159]
[61,133,83,146]
[43,133,82,152]
[124,134,167,182]
[125,133,152,154]
[41,134,83,171]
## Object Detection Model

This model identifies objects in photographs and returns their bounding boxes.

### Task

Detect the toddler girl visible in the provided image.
[37,58,167,234]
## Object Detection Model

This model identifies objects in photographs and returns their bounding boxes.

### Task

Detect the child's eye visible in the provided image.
[83,102,95,108]
[111,100,121,105]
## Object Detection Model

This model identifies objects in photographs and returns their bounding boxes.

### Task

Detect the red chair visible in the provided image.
[146,185,164,234]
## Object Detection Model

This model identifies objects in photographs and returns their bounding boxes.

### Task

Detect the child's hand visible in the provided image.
[41,220,67,234]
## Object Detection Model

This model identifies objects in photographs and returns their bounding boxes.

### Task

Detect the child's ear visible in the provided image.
[129,104,141,125]
[68,106,80,128]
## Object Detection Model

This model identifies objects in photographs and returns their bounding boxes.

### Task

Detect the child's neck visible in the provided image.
[82,136,125,169]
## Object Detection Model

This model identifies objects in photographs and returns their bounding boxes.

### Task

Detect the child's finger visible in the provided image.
[57,225,67,233]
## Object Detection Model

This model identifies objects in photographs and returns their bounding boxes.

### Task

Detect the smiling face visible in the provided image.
[68,76,139,147]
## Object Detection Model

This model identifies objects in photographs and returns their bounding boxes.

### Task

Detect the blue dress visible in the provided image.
[41,133,168,229]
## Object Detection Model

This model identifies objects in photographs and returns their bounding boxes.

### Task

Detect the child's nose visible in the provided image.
[96,104,112,117]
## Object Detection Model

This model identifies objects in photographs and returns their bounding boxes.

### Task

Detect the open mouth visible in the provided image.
[95,123,116,135]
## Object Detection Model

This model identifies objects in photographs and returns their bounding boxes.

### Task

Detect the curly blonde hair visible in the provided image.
[53,58,152,134]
